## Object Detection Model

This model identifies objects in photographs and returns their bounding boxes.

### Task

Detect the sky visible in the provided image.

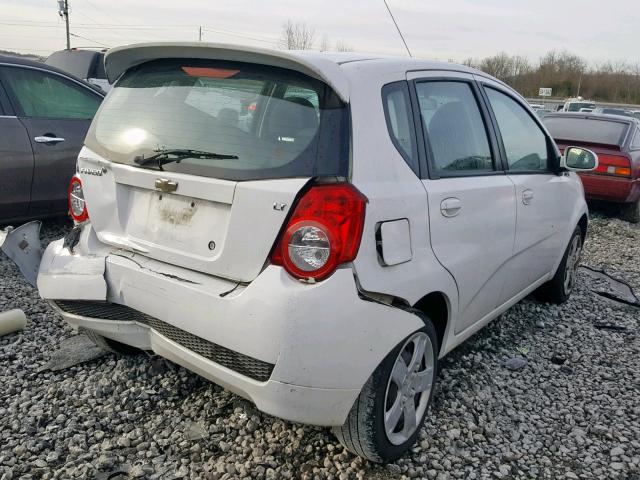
[1,0,639,66]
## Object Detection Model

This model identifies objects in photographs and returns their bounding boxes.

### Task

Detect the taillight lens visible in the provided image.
[68,175,89,223]
[271,184,367,281]
[593,154,632,177]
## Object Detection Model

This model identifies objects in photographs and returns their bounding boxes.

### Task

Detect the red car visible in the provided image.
[543,113,640,222]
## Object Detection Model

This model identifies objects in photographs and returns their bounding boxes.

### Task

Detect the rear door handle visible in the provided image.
[522,189,534,205]
[34,136,65,144]
[440,197,462,217]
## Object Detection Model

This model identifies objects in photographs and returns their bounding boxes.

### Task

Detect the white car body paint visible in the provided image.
[34,43,591,427]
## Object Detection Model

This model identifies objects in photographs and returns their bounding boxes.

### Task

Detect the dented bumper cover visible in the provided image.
[38,239,107,300]
[3,224,423,426]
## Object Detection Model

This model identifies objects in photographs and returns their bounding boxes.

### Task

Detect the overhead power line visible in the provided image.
[382,0,412,57]
[83,0,123,25]
[69,32,110,48]
[200,27,279,46]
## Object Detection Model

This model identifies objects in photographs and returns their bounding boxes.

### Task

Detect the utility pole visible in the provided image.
[576,70,583,98]
[199,26,202,42]
[58,0,71,49]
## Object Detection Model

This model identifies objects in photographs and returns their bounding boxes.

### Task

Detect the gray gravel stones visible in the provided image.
[502,356,528,371]
[1,213,639,479]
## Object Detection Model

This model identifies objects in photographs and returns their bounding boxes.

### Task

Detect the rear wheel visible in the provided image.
[535,226,582,304]
[332,319,438,463]
[82,328,140,355]
[620,199,640,223]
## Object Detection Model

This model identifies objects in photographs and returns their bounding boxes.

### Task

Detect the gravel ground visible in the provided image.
[0,212,638,480]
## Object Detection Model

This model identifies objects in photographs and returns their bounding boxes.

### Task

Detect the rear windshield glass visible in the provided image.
[543,116,629,146]
[85,59,349,181]
[566,102,596,112]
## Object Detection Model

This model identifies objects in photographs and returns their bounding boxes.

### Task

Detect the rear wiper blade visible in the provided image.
[134,149,239,170]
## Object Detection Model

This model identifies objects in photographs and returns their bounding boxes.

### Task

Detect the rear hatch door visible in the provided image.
[80,56,349,282]
[79,152,308,282]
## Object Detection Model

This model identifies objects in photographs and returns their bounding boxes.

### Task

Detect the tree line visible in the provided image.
[463,51,640,104]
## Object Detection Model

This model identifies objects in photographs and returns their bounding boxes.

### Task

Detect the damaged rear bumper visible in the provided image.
[38,239,107,300]
[18,226,423,426]
[49,300,360,426]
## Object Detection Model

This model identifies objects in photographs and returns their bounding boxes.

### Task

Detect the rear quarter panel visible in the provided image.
[342,62,458,351]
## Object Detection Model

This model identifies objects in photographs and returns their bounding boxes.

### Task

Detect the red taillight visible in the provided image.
[271,184,367,281]
[593,154,632,177]
[68,175,89,223]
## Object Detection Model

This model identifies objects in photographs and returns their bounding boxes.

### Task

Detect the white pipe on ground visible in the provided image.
[0,309,27,337]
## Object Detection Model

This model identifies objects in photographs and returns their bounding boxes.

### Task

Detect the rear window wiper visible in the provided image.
[134,149,239,170]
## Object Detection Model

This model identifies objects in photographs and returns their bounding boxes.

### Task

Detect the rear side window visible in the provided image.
[543,116,629,147]
[416,81,493,173]
[382,82,418,174]
[1,66,101,119]
[85,59,349,182]
[485,88,549,171]
[631,128,640,150]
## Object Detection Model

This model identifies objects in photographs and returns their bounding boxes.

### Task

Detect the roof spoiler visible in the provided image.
[104,42,349,102]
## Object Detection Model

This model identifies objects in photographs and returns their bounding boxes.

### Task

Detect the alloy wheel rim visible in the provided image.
[383,331,434,445]
[563,235,582,295]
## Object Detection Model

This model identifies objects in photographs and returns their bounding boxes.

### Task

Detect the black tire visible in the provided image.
[332,317,439,463]
[620,199,640,224]
[535,226,583,304]
[82,328,140,355]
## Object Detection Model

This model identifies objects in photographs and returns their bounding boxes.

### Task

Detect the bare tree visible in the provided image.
[319,34,330,52]
[461,58,477,68]
[335,40,353,52]
[280,20,316,50]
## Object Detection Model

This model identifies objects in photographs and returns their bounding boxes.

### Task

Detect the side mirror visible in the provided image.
[560,146,598,172]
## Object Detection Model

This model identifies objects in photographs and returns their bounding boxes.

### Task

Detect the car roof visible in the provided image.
[104,42,495,103]
[0,54,105,95]
[544,112,638,124]
[0,55,66,71]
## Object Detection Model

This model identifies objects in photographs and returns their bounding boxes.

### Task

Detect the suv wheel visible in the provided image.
[332,319,438,463]
[535,226,582,304]
[621,199,640,223]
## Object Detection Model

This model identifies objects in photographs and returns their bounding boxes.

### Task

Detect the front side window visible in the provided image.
[382,82,418,174]
[0,66,100,119]
[486,88,549,172]
[85,59,349,181]
[416,81,493,174]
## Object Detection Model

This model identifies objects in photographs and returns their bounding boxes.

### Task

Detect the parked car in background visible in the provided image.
[592,107,635,118]
[25,42,598,462]
[0,55,104,223]
[562,97,596,112]
[544,112,640,222]
[579,107,594,113]
[45,49,110,92]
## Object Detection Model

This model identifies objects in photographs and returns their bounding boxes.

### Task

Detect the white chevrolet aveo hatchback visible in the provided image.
[36,43,597,462]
